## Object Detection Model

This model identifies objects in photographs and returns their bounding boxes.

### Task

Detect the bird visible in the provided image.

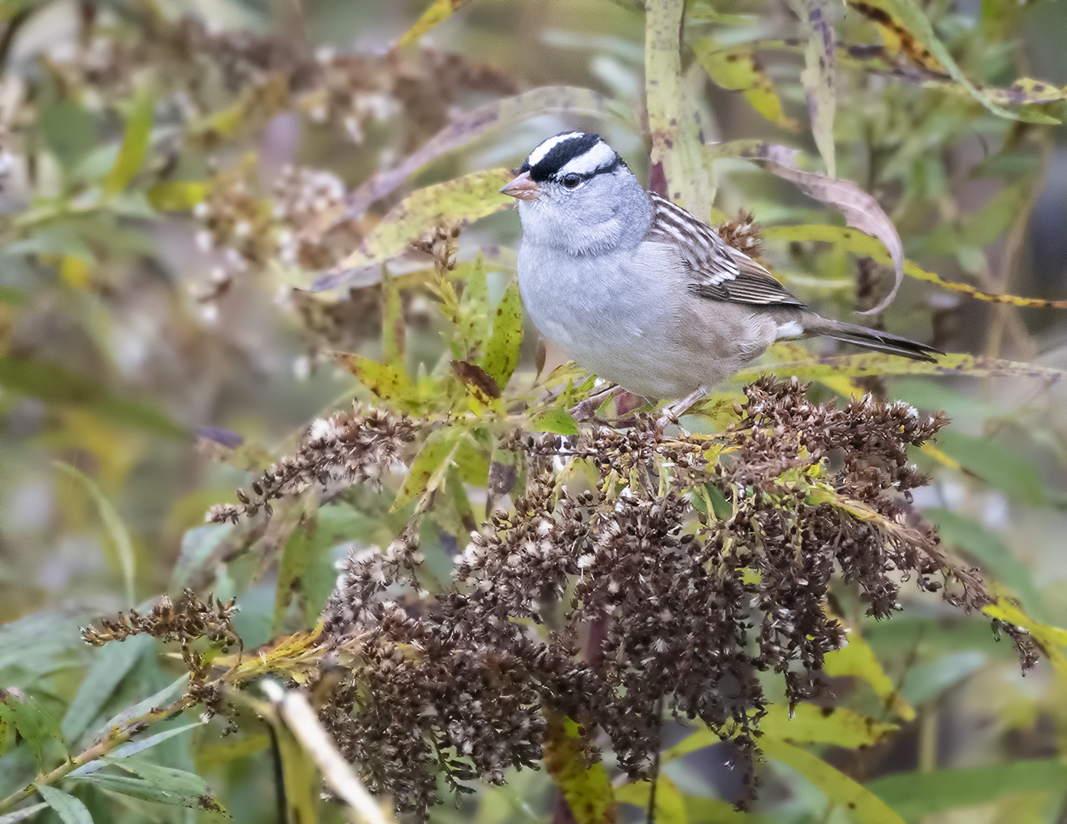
[499,131,941,419]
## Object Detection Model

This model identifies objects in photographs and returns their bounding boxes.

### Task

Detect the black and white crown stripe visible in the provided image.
[520,132,625,183]
[645,192,804,308]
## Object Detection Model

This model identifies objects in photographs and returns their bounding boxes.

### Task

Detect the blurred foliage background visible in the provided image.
[2,0,1067,822]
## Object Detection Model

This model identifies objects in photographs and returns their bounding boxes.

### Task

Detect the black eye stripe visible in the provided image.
[551,155,624,185]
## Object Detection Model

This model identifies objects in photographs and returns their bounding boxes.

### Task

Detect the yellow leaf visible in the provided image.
[760,703,898,747]
[824,628,915,721]
[543,710,615,824]
[59,255,92,289]
[693,39,799,130]
[395,0,475,47]
[103,87,154,197]
[616,776,688,824]
[391,429,460,512]
[984,599,1067,681]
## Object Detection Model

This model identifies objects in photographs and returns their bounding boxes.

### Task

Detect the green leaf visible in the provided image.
[0,285,29,306]
[760,703,897,747]
[330,352,416,406]
[311,169,515,291]
[897,652,985,706]
[616,776,688,824]
[62,634,154,744]
[760,738,906,824]
[103,88,154,197]
[0,692,67,771]
[935,431,1044,505]
[82,675,188,749]
[39,100,98,170]
[530,408,579,436]
[682,796,768,822]
[867,760,1067,821]
[170,525,231,592]
[543,710,615,824]
[36,785,93,824]
[924,508,1042,615]
[69,722,204,779]
[457,253,491,356]
[0,802,49,823]
[74,758,231,818]
[273,513,319,636]
[54,462,136,605]
[792,0,837,177]
[392,429,460,512]
[0,357,187,438]
[646,0,717,217]
[479,277,524,390]
[381,267,405,370]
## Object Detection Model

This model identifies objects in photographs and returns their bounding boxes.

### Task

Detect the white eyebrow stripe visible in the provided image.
[557,141,617,176]
[526,132,586,167]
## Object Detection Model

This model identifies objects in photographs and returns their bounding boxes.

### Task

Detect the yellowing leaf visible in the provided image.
[984,599,1067,681]
[103,87,153,197]
[693,39,799,130]
[330,352,416,405]
[311,170,514,292]
[543,710,615,824]
[146,181,208,211]
[478,277,524,390]
[760,703,898,747]
[736,352,1067,383]
[395,0,475,47]
[616,776,688,824]
[392,429,460,512]
[824,629,915,721]
[761,738,907,824]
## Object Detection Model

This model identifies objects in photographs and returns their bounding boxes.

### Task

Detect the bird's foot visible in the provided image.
[655,387,709,435]
[569,384,623,422]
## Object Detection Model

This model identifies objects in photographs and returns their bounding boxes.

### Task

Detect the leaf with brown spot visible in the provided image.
[451,359,501,399]
[693,39,799,130]
[543,709,616,824]
[329,352,417,407]
[381,267,405,371]
[391,428,461,513]
[849,1,943,71]
[310,170,513,292]
[478,276,524,390]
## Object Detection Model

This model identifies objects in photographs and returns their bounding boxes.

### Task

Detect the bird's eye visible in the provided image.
[561,173,582,189]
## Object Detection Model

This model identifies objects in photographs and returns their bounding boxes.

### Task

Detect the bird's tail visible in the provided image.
[798,315,943,363]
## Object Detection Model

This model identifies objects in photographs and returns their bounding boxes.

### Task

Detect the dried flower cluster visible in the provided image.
[314,379,1035,818]
[207,405,420,524]
[82,589,240,651]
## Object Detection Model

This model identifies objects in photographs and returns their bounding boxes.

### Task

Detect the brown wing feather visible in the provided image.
[644,192,804,308]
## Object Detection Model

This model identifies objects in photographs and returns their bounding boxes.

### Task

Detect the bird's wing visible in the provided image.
[645,192,804,307]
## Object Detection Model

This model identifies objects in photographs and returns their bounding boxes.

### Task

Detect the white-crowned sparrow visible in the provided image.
[500,131,940,411]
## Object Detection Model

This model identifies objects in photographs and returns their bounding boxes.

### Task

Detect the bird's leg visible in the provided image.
[655,386,708,433]
[569,384,623,421]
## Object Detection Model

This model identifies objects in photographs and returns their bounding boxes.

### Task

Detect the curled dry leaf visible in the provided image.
[738,142,904,314]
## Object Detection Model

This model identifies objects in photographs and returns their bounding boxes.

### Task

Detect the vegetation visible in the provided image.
[1,0,1066,823]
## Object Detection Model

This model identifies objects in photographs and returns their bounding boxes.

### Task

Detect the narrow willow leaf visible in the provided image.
[75,758,231,818]
[395,0,475,46]
[530,408,579,436]
[37,784,93,824]
[62,634,154,744]
[81,675,189,751]
[273,513,319,636]
[646,0,716,216]
[867,760,1067,822]
[0,803,49,823]
[824,629,915,721]
[792,0,836,178]
[345,87,619,217]
[936,430,1045,506]
[847,1,943,71]
[542,710,615,824]
[478,277,524,390]
[54,462,136,605]
[615,776,688,824]
[735,352,1067,383]
[272,724,320,824]
[391,429,460,512]
[692,39,798,130]
[0,357,187,438]
[858,0,1030,121]
[0,693,67,771]
[330,352,416,405]
[761,738,906,823]
[762,224,1067,308]
[194,734,271,771]
[102,88,153,197]
[760,703,897,747]
[734,145,901,312]
[310,169,513,291]
[71,721,205,779]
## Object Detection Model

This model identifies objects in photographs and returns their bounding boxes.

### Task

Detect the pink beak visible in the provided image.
[500,171,541,201]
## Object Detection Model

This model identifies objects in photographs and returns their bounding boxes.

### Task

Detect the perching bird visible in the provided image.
[500,131,940,415]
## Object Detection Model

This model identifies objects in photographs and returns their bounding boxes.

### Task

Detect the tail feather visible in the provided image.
[798,316,943,363]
